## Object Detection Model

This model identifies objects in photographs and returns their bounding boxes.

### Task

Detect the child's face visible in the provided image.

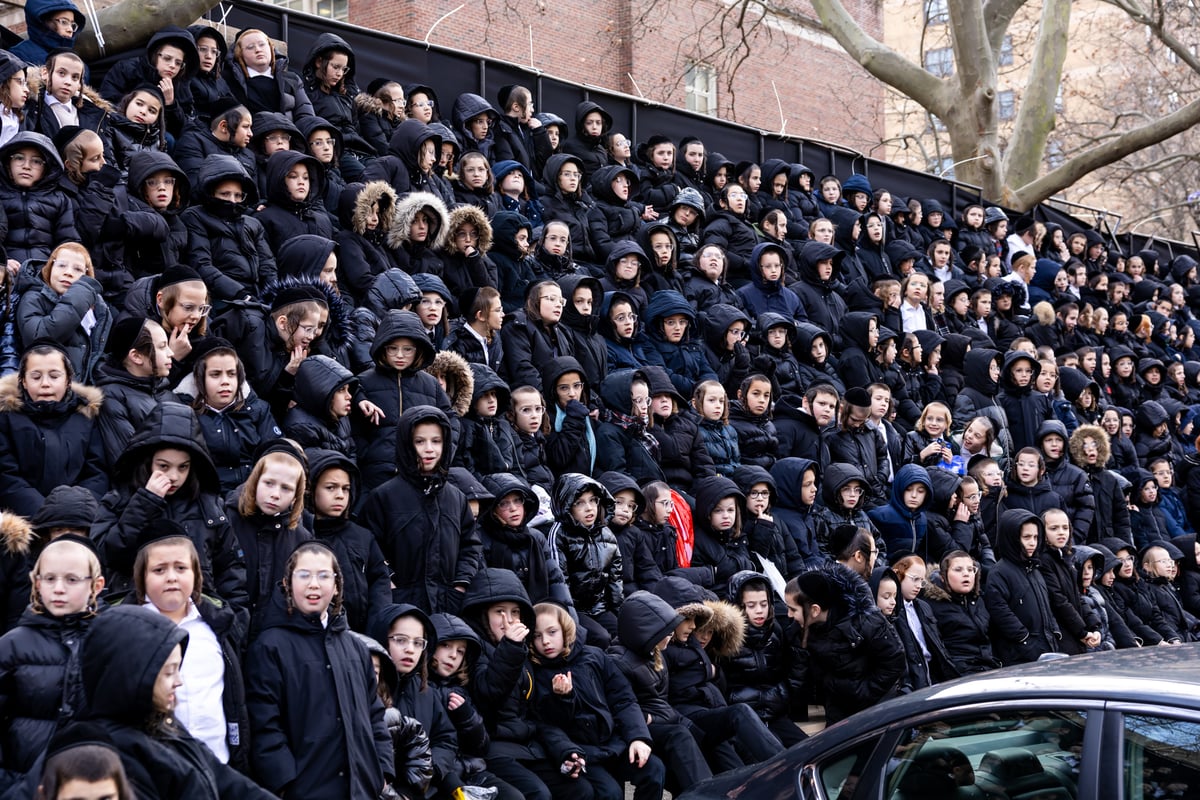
[554,371,583,408]
[839,481,865,509]
[1141,481,1159,504]
[290,551,336,615]
[724,188,747,215]
[945,556,977,594]
[724,322,746,352]
[494,491,528,528]
[880,339,897,365]
[314,467,351,518]
[151,447,191,496]
[610,302,636,339]
[746,482,770,518]
[384,338,418,371]
[200,353,238,410]
[684,143,705,171]
[1080,560,1094,590]
[545,126,560,148]
[1153,462,1174,489]
[902,482,927,510]
[611,490,637,527]
[229,113,253,148]
[899,563,926,601]
[22,351,68,403]
[486,601,522,642]
[1115,357,1134,378]
[583,111,605,137]
[468,113,490,141]
[141,544,193,617]
[875,577,898,616]
[569,490,600,528]
[698,248,724,281]
[8,147,44,188]
[661,314,688,343]
[44,57,82,103]
[1015,454,1040,485]
[410,210,433,242]
[417,139,435,172]
[1010,360,1034,387]
[418,293,445,327]
[475,389,499,418]
[766,327,788,350]
[811,336,827,363]
[572,287,593,317]
[758,253,783,283]
[1036,366,1057,393]
[36,544,95,617]
[212,178,246,205]
[650,393,673,420]
[965,207,984,228]
[870,389,890,421]
[742,588,771,627]
[978,463,1004,488]
[152,644,183,714]
[501,170,524,195]
[533,611,566,658]
[308,129,336,164]
[263,129,292,156]
[196,35,220,73]
[408,92,433,122]
[432,639,467,677]
[127,90,162,125]
[712,166,728,190]
[651,143,674,169]
[3,70,28,111]
[772,172,788,197]
[256,458,300,516]
[673,205,698,227]
[462,158,489,189]
[672,616,696,643]
[330,384,352,418]
[800,468,818,506]
[318,253,339,291]
[1044,511,1071,550]
[699,388,725,421]
[1041,433,1064,461]
[412,422,444,473]
[284,164,310,202]
[542,224,569,256]
[923,410,947,438]
[388,616,426,675]
[611,173,631,201]
[512,392,544,434]
[47,249,87,295]
[710,496,737,532]
[821,180,840,203]
[649,232,673,266]
[741,379,771,417]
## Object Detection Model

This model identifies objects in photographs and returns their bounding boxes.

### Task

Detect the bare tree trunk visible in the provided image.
[72,0,217,61]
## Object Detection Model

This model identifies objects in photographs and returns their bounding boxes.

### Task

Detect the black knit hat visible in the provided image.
[29,485,99,532]
[45,721,120,759]
[844,386,871,408]
[105,317,150,359]
[153,264,204,293]
[134,518,192,552]
[270,285,327,313]
[51,125,85,156]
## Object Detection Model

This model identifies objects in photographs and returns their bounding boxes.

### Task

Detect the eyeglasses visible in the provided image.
[747,489,771,499]
[387,345,418,357]
[963,492,982,501]
[949,565,979,574]
[387,635,427,650]
[50,15,78,31]
[631,396,651,407]
[539,295,565,305]
[264,133,292,145]
[842,486,865,496]
[560,170,581,178]
[518,405,545,415]
[1118,556,1135,563]
[419,297,446,307]
[656,499,675,510]
[10,154,45,167]
[176,303,211,317]
[613,500,638,511]
[294,570,336,583]
[613,312,638,325]
[36,573,91,586]
[410,100,434,108]
[197,45,221,58]
[156,53,185,68]
[145,177,176,188]
[728,329,748,340]
[1152,558,1175,565]
[308,137,335,148]
[572,496,600,509]
[496,497,525,511]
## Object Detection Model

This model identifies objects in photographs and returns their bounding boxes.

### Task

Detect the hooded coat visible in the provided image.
[608,591,686,727]
[477,473,572,608]
[99,26,197,137]
[81,605,273,800]
[998,350,1053,452]
[300,34,374,152]
[122,149,191,279]
[924,570,1000,675]
[91,402,246,610]
[362,118,454,206]
[586,165,643,262]
[246,585,391,798]
[282,354,356,457]
[594,368,665,484]
[501,305,576,393]
[557,273,608,390]
[560,101,612,181]
[1037,419,1096,544]
[1037,535,1100,656]
[643,364,713,491]
[224,40,314,121]
[253,150,334,252]
[690,476,758,590]
[867,463,934,559]
[335,181,402,302]
[722,571,791,724]
[792,240,847,335]
[360,406,480,613]
[541,153,598,265]
[0,132,79,264]
[701,203,759,286]
[836,311,883,391]
[768,458,826,567]
[984,509,1061,665]
[642,290,717,397]
[456,363,521,478]
[821,415,891,508]
[736,242,806,322]
[11,0,83,64]
[548,473,623,616]
[0,372,106,517]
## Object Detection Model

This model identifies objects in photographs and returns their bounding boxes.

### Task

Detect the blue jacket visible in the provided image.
[735,242,807,322]
[641,290,716,397]
[11,0,83,65]
[868,463,933,558]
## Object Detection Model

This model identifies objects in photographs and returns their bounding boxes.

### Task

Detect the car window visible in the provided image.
[1122,714,1200,799]
[883,709,1087,800]
[803,735,881,800]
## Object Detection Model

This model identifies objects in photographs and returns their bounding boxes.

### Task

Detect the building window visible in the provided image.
[999,35,1013,66]
[923,47,953,77]
[925,0,949,25]
[685,63,717,116]
[267,0,348,20]
[998,89,1015,120]
[931,155,955,178]
[1046,139,1064,169]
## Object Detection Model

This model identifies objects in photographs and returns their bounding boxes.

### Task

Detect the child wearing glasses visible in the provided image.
[595,368,665,484]
[15,242,109,383]
[548,473,623,647]
[0,131,79,267]
[247,541,395,800]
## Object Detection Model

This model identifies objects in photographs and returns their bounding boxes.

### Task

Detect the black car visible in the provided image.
[678,645,1200,799]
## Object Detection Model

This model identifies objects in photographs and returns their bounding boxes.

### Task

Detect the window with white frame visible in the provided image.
[685,63,717,116]
[267,0,348,21]
[924,47,954,77]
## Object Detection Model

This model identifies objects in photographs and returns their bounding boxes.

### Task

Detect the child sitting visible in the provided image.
[693,379,741,477]
[508,385,554,492]
[684,244,743,312]
[728,373,778,470]
[457,363,521,478]
[477,473,573,607]
[107,85,168,173]
[254,150,334,253]
[548,473,623,647]
[172,98,255,179]
[0,131,79,265]
[598,472,658,595]
[752,314,803,399]
[492,160,542,231]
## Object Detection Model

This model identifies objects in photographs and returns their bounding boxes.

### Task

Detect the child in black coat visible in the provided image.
[457,363,521,479]
[282,354,357,459]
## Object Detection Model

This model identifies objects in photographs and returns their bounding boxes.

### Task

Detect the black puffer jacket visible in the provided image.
[254,150,334,253]
[353,310,458,491]
[478,473,573,607]
[185,387,281,494]
[0,605,96,773]
[1038,541,1100,655]
[91,402,247,611]
[359,406,481,613]
[501,309,575,391]
[225,489,313,636]
[99,26,197,137]
[93,361,172,470]
[984,509,1061,665]
[608,591,685,725]
[456,363,520,477]
[335,181,402,303]
[300,33,373,154]
[224,48,314,120]
[924,579,1000,675]
[246,587,391,799]
[586,165,643,262]
[0,374,106,517]
[541,356,596,477]
[122,149,191,280]
[690,476,758,590]
[1038,420,1096,544]
[182,155,277,301]
[998,351,1053,452]
[557,273,608,390]
[541,154,596,265]
[0,132,80,263]
[549,473,623,616]
[80,605,273,800]
[560,101,612,181]
[362,119,454,206]
[282,354,356,458]
[595,368,665,484]
[723,570,790,723]
[701,206,759,286]
[644,365,714,491]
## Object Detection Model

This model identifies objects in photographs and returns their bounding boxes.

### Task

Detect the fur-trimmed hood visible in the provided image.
[1069,424,1111,470]
[445,204,493,256]
[0,510,32,557]
[0,373,102,419]
[388,191,449,250]
[353,91,393,119]
[697,598,746,659]
[428,350,473,417]
[340,180,397,235]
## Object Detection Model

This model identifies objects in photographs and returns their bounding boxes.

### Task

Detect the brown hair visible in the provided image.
[524,280,559,323]
[233,29,275,74]
[691,380,728,423]
[239,450,307,529]
[532,602,577,661]
[61,129,102,185]
[37,744,134,800]
[41,242,94,285]
[283,542,343,617]
[275,300,325,349]
[158,281,210,337]
[191,344,246,413]
[133,536,203,607]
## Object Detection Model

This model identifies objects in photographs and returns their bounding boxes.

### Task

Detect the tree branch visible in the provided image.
[1003,0,1071,189]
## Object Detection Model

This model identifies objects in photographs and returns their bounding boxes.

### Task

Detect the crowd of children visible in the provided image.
[0,10,1198,800]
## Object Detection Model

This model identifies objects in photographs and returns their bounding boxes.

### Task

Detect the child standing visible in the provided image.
[548,473,623,647]
[729,373,778,470]
[508,385,554,492]
[282,354,357,458]
[867,463,934,559]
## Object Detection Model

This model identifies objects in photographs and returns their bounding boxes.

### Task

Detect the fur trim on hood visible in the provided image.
[354,91,397,118]
[388,191,449,251]
[30,70,114,114]
[1032,301,1056,327]
[0,511,32,556]
[697,599,745,659]
[353,180,398,235]
[1069,424,1111,470]
[428,350,473,417]
[0,373,103,419]
[445,205,493,256]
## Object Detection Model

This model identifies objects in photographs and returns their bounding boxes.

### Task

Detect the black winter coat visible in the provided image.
[246,590,391,798]
[123,150,190,280]
[187,391,281,494]
[723,615,791,724]
[0,132,80,264]
[500,310,574,392]
[0,375,106,517]
[93,362,172,470]
[0,606,94,773]
[312,511,391,637]
[984,509,1061,665]
[172,123,258,184]
[477,475,574,608]
[728,400,778,470]
[224,53,314,120]
[586,165,643,262]
[253,151,334,253]
[609,591,684,726]
[925,583,1000,675]
[549,473,623,616]
[689,477,758,590]
[282,354,356,458]
[701,210,758,285]
[649,408,714,493]
[226,500,312,633]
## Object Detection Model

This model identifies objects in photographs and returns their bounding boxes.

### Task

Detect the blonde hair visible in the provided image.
[692,380,728,423]
[239,450,307,529]
[29,538,103,616]
[916,401,952,436]
[532,602,576,661]
[41,242,94,286]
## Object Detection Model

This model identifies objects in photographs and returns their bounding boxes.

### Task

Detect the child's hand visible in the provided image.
[954,501,972,522]
[641,205,659,221]
[628,741,652,768]
[5,259,18,277]
[168,325,192,360]
[358,399,385,425]
[552,671,573,695]
[284,345,307,375]
[1083,631,1101,648]
[921,442,941,460]
[158,76,175,105]
[447,692,465,711]
[504,620,529,643]
[146,470,173,498]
